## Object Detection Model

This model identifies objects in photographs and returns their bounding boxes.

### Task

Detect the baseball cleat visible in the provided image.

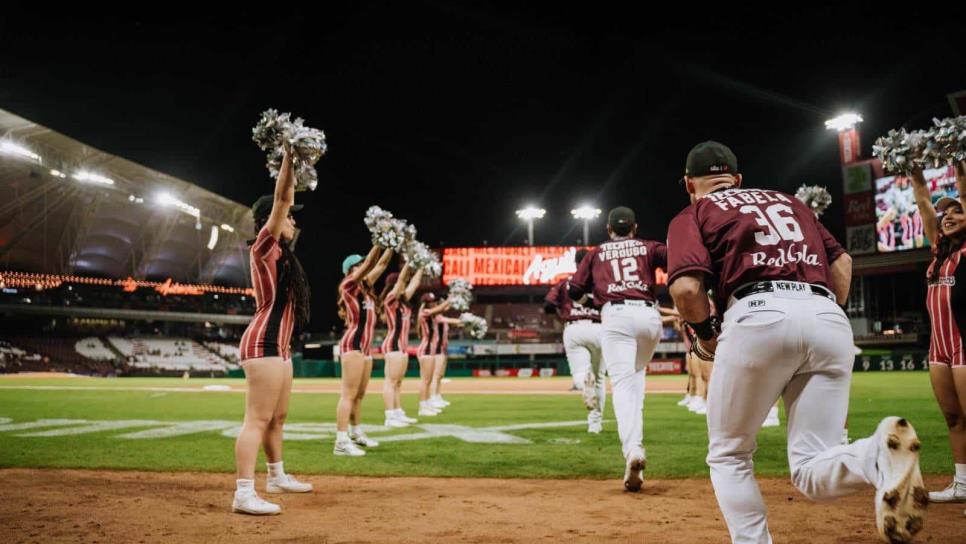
[873,417,927,544]
[623,449,646,493]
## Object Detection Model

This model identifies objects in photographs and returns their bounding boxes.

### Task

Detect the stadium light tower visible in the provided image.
[515,206,546,246]
[825,112,863,165]
[571,205,602,244]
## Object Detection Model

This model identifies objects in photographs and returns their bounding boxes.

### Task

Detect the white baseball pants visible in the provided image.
[600,301,661,459]
[707,289,879,544]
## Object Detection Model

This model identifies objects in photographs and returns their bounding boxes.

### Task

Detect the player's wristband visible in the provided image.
[688,316,721,342]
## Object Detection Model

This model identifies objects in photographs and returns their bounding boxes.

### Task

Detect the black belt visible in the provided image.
[733,281,835,302]
[608,300,655,307]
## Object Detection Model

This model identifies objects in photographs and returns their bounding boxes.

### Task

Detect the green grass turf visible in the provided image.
[0,373,951,479]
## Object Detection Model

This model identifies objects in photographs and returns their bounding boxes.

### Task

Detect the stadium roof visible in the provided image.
[0,108,254,287]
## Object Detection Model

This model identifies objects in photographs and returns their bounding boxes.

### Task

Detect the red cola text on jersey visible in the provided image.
[569,237,668,305]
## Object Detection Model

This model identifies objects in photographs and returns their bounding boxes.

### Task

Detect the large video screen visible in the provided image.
[874,165,959,252]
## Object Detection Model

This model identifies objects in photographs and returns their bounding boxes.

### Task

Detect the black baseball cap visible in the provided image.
[684,141,738,178]
[607,206,636,229]
[251,194,304,222]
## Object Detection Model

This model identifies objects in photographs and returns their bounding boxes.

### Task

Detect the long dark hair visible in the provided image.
[252,219,311,330]
[930,232,961,283]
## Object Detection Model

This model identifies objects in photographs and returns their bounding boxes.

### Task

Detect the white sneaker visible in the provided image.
[582,373,599,411]
[677,394,693,407]
[266,474,313,494]
[351,433,379,448]
[763,407,780,428]
[929,480,966,503]
[873,417,928,544]
[395,410,418,424]
[383,417,410,428]
[418,406,440,416]
[623,449,646,492]
[333,440,366,457]
[430,397,449,409]
[232,492,281,515]
[689,397,706,414]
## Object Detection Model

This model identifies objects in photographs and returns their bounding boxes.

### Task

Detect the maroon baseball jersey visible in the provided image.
[569,237,667,305]
[666,187,846,311]
[545,278,601,322]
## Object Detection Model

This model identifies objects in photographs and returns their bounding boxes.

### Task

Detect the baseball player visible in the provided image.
[545,249,606,433]
[569,206,666,492]
[667,141,926,544]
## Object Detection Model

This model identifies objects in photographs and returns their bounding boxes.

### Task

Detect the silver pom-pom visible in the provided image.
[873,128,931,173]
[364,206,410,251]
[404,240,441,276]
[794,185,833,217]
[447,278,473,312]
[459,313,488,340]
[252,109,327,192]
[932,116,966,164]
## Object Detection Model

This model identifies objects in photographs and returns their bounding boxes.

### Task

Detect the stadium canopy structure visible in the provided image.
[0,108,254,287]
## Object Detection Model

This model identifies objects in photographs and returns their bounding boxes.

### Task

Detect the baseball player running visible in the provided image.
[667,141,927,544]
[569,206,666,492]
[545,249,606,433]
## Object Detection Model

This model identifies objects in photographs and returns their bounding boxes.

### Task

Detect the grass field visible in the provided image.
[0,373,952,480]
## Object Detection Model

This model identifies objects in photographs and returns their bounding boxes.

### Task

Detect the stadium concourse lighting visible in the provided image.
[73,170,115,185]
[570,205,602,244]
[824,113,863,131]
[49,169,67,179]
[0,140,42,163]
[515,206,546,246]
[156,191,201,218]
[220,224,235,233]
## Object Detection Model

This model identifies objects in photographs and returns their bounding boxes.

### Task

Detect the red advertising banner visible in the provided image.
[838,128,861,165]
[442,246,667,286]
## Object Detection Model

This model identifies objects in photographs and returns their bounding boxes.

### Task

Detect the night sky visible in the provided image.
[3,4,965,331]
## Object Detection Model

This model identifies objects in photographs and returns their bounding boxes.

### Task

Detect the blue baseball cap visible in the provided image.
[342,254,364,275]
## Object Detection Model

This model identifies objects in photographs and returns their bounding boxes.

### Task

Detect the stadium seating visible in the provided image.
[74,337,117,361]
[108,336,233,373]
[3,336,115,375]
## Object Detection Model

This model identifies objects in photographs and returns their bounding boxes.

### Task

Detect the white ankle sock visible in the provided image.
[349,425,361,436]
[236,479,255,495]
[336,431,349,443]
[266,461,284,479]
[955,463,966,484]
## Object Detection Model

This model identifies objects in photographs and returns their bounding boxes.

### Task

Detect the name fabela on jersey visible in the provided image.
[705,188,794,211]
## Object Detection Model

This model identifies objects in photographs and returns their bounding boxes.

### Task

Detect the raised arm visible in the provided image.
[910,167,938,244]
[347,245,381,283]
[365,248,395,287]
[403,267,424,302]
[264,150,296,239]
[391,264,413,298]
